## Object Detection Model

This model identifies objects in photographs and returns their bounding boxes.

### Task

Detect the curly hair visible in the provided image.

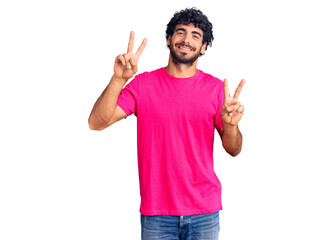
[166,8,214,53]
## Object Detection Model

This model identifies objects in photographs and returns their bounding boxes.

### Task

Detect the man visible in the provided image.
[89,8,245,240]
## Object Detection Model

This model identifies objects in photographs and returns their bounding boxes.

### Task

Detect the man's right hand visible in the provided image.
[114,31,148,81]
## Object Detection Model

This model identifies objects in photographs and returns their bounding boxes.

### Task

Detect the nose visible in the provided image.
[183,32,191,43]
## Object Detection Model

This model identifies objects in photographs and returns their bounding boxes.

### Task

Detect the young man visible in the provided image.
[89,8,245,240]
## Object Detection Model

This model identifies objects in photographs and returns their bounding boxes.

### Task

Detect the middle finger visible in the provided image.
[127,31,135,53]
[233,79,246,100]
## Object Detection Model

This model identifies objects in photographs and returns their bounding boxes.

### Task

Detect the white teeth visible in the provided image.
[179,46,191,51]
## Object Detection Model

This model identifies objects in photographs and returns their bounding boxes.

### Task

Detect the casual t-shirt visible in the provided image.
[117,67,225,216]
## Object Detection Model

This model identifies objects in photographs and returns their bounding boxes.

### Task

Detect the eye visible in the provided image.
[193,35,199,39]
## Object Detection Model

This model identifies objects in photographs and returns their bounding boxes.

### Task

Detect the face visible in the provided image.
[167,24,207,66]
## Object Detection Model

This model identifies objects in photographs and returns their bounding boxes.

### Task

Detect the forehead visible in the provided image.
[175,23,203,35]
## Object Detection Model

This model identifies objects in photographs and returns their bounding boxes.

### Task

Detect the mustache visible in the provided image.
[175,42,195,51]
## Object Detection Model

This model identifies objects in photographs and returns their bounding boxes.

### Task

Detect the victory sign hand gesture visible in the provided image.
[114,31,147,81]
[221,79,246,127]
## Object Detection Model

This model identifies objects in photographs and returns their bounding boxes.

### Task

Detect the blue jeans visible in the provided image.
[141,211,220,240]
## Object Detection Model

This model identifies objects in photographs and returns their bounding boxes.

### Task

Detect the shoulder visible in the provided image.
[198,69,223,86]
[132,68,164,87]
[135,67,164,79]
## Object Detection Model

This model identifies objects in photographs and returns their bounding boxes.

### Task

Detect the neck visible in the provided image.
[165,55,198,78]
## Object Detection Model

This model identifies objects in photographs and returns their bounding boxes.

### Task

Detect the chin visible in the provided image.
[169,45,201,66]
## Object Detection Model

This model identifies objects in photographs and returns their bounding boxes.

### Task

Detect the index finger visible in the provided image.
[135,37,148,58]
[233,79,246,100]
[127,31,135,53]
[223,78,230,102]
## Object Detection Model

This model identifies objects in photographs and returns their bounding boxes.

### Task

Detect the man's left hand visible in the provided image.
[221,78,245,127]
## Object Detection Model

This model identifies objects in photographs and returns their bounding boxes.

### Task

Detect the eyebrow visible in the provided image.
[175,28,202,37]
[192,31,202,37]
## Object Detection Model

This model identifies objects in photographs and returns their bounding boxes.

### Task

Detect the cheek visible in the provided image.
[199,43,206,52]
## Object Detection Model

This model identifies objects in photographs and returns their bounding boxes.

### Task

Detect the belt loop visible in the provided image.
[179,216,183,233]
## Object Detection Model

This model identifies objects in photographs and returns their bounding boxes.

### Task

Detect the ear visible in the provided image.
[167,35,171,46]
[200,42,208,54]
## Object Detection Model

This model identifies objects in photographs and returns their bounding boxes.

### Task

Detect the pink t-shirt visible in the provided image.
[117,67,225,216]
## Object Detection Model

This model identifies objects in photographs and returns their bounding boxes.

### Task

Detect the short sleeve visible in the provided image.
[117,76,139,118]
[214,81,225,130]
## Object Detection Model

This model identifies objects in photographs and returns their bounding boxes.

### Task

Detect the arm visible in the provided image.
[218,125,242,157]
[88,31,147,130]
[88,76,127,130]
[219,78,245,157]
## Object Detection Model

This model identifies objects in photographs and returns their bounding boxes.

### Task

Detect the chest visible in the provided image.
[138,83,217,124]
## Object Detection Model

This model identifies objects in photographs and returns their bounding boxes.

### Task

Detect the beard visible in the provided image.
[169,40,202,66]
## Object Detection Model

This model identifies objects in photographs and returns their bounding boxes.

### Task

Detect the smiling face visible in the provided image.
[167,24,207,66]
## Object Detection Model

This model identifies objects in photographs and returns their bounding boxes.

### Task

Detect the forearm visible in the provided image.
[222,125,243,157]
[88,76,127,129]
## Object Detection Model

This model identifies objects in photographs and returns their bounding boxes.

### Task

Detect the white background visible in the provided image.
[1,0,332,239]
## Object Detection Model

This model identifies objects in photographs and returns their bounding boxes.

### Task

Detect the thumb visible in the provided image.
[130,58,136,66]
[130,58,138,72]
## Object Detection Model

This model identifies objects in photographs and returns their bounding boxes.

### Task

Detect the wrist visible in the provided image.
[222,123,238,132]
[111,75,128,85]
